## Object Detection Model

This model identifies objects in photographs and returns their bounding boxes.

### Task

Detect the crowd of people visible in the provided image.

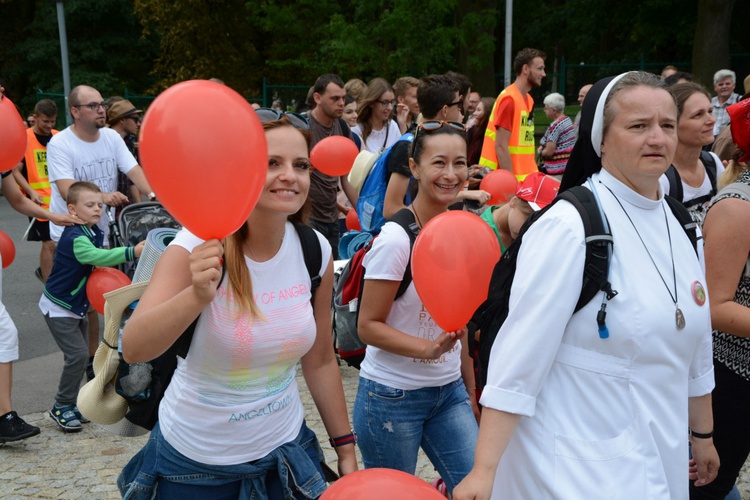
[0,50,749,499]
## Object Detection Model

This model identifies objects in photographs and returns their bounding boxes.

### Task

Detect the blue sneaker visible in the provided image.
[49,404,82,432]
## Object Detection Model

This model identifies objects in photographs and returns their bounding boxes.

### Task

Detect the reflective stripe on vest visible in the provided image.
[24,128,57,219]
[479,84,539,180]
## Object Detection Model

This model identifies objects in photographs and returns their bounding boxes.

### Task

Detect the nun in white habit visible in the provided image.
[455,72,719,499]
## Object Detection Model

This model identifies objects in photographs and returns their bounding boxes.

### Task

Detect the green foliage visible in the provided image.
[2,0,157,113]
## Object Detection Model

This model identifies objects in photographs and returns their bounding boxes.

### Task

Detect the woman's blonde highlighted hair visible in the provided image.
[223,116,312,318]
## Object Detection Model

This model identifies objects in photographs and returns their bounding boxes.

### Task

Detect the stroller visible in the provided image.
[108,202,182,278]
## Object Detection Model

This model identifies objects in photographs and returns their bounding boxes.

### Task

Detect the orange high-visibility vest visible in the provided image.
[24,128,58,220]
[479,84,538,180]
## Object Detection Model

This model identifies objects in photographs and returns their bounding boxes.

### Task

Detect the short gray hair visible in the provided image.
[543,92,565,113]
[713,69,736,86]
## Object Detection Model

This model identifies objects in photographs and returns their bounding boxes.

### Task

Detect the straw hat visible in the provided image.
[347,150,379,193]
[77,281,149,425]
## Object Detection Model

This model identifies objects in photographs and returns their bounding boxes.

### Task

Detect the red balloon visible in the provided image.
[139,80,267,240]
[345,209,361,232]
[480,169,518,205]
[86,267,132,315]
[321,469,445,500]
[412,211,501,332]
[310,136,359,176]
[0,230,16,269]
[0,97,27,173]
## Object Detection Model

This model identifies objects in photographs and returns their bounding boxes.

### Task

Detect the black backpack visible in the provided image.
[664,151,718,208]
[469,184,698,388]
[333,209,418,368]
[117,223,322,430]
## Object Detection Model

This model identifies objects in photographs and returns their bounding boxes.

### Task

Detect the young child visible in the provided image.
[480,171,560,252]
[39,181,144,432]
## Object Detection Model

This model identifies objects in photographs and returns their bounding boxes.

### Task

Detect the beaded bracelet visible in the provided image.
[329,432,357,448]
[690,429,713,439]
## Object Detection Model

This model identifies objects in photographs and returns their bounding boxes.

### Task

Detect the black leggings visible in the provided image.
[690,360,750,499]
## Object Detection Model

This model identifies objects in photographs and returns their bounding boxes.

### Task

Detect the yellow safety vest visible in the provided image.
[479,84,538,180]
[24,128,57,220]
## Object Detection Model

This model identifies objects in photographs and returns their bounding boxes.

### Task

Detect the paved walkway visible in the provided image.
[1,360,749,498]
[0,362,439,499]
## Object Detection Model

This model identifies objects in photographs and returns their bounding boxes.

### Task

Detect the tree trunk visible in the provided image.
[692,0,737,89]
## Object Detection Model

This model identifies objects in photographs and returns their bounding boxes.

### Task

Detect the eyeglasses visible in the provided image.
[255,107,310,129]
[74,102,106,111]
[125,115,141,122]
[447,99,464,114]
[376,99,397,108]
[412,120,466,155]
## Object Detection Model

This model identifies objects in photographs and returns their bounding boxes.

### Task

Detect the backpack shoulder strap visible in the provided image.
[338,117,351,140]
[388,208,418,299]
[663,195,699,257]
[558,186,617,312]
[664,165,683,201]
[294,223,323,294]
[700,150,718,192]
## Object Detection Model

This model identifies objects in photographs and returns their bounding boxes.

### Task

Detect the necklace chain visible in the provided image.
[601,183,685,330]
[411,202,424,228]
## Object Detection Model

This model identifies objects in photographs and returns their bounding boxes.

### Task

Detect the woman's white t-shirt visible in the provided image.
[159,223,331,465]
[352,120,402,154]
[359,220,462,390]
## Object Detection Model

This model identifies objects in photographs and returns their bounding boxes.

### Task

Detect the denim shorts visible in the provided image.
[118,420,327,499]
[353,377,478,493]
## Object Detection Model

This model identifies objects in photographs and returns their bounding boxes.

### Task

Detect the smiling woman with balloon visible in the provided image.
[118,85,356,497]
[353,120,481,495]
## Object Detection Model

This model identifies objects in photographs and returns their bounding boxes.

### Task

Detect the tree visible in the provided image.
[692,0,737,88]
[2,0,157,113]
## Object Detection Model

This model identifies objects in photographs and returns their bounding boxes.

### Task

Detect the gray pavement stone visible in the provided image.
[2,359,745,498]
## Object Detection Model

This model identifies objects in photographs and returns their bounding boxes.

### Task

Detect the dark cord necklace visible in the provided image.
[602,183,685,330]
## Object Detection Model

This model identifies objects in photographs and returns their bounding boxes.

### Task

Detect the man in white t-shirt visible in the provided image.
[46,85,154,374]
[47,85,153,243]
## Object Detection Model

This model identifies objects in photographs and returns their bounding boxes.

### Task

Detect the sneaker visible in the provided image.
[0,411,41,443]
[73,406,90,424]
[34,267,44,283]
[49,404,82,432]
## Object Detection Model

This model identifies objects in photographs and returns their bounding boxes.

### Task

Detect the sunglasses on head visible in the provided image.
[255,107,310,130]
[411,120,466,156]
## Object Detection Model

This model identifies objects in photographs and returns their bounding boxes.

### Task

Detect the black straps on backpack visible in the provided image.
[664,151,718,208]
[470,185,617,388]
[389,208,420,298]
[663,195,700,255]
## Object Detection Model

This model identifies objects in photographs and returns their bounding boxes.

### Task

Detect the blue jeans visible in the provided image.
[118,421,327,499]
[353,377,478,493]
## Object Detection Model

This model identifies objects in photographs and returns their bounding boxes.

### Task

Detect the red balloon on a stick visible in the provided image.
[412,211,501,332]
[86,268,132,315]
[480,169,518,205]
[310,136,359,176]
[321,468,445,499]
[0,230,16,269]
[139,80,267,240]
[345,209,361,232]
[0,97,27,173]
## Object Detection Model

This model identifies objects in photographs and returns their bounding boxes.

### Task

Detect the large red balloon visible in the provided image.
[0,97,27,173]
[0,230,15,268]
[321,469,445,500]
[139,80,267,240]
[412,211,501,332]
[86,267,132,315]
[480,169,518,205]
[345,209,361,232]
[310,136,359,176]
